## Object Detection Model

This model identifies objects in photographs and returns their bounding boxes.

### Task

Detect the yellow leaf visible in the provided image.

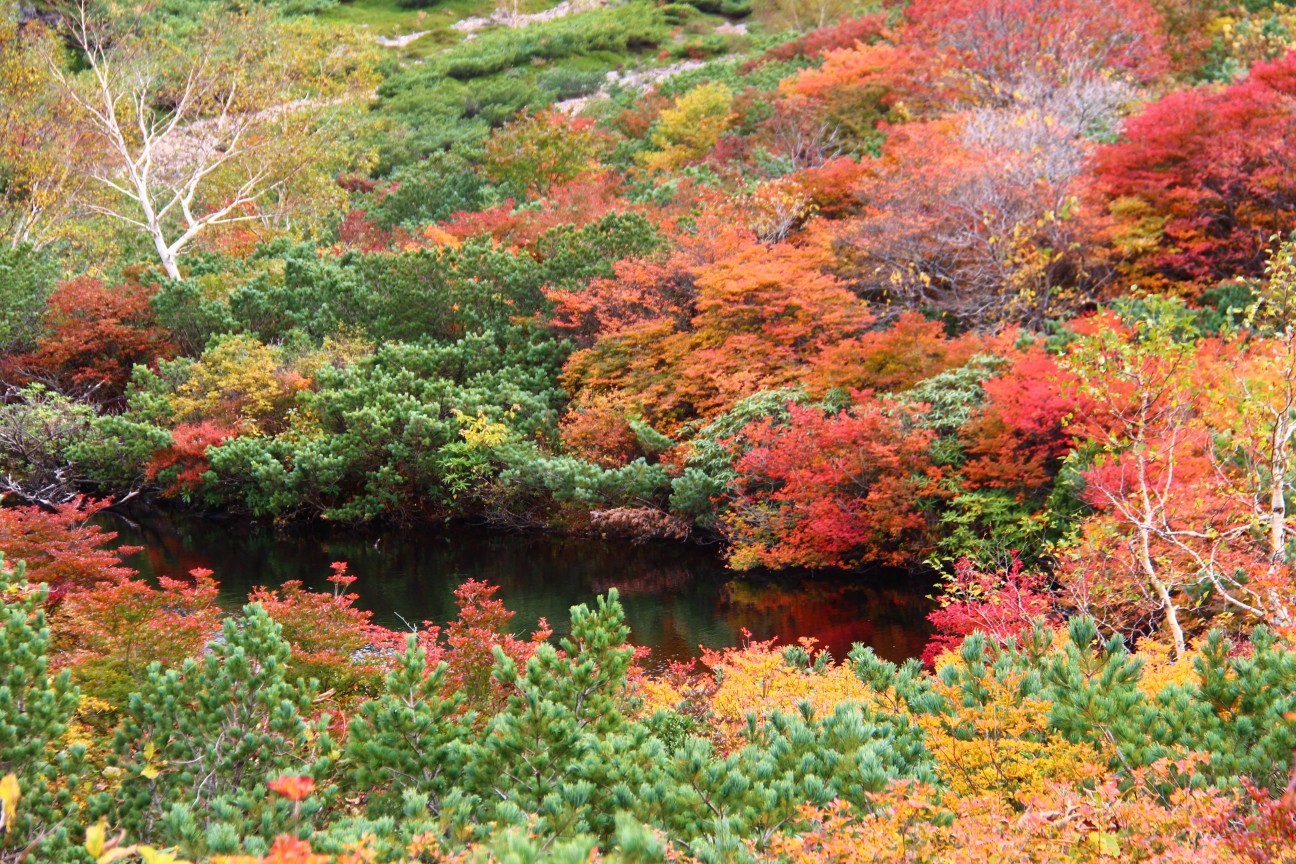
[1089,831,1120,857]
[138,846,191,864]
[99,849,140,864]
[139,764,161,781]
[0,773,19,834]
[85,821,107,858]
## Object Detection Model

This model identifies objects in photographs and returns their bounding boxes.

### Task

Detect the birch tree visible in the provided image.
[48,2,375,278]
[1215,237,1296,591]
[1061,299,1296,654]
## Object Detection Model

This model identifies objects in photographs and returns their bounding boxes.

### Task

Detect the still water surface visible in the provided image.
[102,510,934,665]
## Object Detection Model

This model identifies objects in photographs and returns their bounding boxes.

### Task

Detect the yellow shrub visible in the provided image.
[1135,637,1199,698]
[170,335,307,434]
[636,677,687,715]
[919,675,1106,804]
[638,82,735,172]
[705,639,875,741]
[453,409,515,449]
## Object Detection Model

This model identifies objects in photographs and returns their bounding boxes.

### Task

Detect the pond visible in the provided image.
[100,509,936,666]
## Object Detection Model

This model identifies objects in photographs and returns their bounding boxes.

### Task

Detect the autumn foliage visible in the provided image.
[923,554,1053,665]
[0,498,137,596]
[3,276,173,402]
[1090,51,1296,290]
[10,3,1296,858]
[959,346,1077,491]
[723,398,941,570]
[904,0,1167,94]
[563,237,873,428]
[146,421,238,497]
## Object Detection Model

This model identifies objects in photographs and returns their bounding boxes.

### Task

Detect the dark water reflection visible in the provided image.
[101,510,935,665]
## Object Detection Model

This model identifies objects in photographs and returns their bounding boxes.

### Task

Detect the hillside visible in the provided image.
[5,0,1296,860]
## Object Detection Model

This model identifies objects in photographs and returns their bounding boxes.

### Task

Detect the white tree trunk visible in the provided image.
[1137,523,1186,658]
[1270,414,1292,562]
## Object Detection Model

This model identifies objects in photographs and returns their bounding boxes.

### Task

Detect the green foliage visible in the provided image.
[634,701,934,862]
[667,467,727,526]
[628,417,674,456]
[156,216,657,347]
[377,76,545,165]
[897,354,1007,469]
[342,590,937,857]
[643,710,699,752]
[653,55,797,100]
[227,252,374,344]
[96,604,334,857]
[680,388,807,479]
[1195,279,1256,334]
[430,4,668,81]
[497,446,672,510]
[676,0,752,17]
[122,361,192,427]
[1148,626,1296,792]
[898,355,1007,436]
[0,558,86,864]
[10,558,1296,861]
[150,277,241,356]
[534,212,662,289]
[0,385,99,495]
[345,637,472,821]
[0,244,55,352]
[887,616,1296,796]
[468,592,635,839]
[537,66,607,100]
[68,414,172,493]
[145,0,340,26]
[360,150,490,228]
[668,388,807,526]
[206,329,567,520]
[0,385,160,503]
[933,488,1054,566]
[375,2,669,166]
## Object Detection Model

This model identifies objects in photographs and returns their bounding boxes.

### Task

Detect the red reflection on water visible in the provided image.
[718,578,932,664]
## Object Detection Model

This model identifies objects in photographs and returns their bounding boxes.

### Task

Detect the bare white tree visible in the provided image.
[48,2,372,278]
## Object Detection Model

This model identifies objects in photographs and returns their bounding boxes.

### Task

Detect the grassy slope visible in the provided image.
[319,0,613,60]
[324,0,751,65]
[346,0,755,166]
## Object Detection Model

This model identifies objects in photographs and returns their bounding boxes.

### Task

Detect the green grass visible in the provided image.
[319,0,575,59]
[337,0,756,166]
[320,0,439,35]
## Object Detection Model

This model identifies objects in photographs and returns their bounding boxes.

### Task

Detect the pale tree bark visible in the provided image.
[45,1,369,278]
[1065,324,1233,659]
[1267,405,1294,561]
[1255,241,1296,562]
[1135,447,1187,658]
[1107,338,1294,646]
[1221,239,1296,628]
